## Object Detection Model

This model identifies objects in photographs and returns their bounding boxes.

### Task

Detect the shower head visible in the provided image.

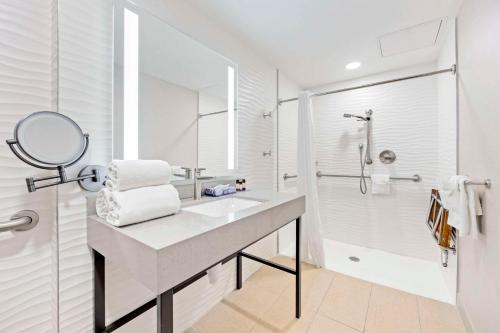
[343,110,373,121]
[343,113,368,121]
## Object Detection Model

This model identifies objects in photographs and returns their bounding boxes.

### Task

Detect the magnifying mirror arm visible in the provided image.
[25,166,101,193]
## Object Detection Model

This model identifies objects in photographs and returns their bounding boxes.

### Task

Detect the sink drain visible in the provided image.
[348,256,360,262]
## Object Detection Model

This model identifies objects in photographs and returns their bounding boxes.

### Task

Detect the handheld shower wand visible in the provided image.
[344,109,373,194]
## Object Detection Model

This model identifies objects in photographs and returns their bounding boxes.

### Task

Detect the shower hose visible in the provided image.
[359,143,368,194]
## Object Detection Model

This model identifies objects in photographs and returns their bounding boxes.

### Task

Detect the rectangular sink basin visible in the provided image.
[183,197,262,218]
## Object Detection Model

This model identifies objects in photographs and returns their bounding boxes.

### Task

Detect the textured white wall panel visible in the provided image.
[237,67,276,190]
[57,0,113,331]
[0,1,56,332]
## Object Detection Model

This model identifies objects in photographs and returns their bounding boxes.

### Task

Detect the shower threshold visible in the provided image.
[281,238,453,304]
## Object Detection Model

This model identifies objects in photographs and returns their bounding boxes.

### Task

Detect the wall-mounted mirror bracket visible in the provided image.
[6,111,107,193]
[7,138,106,193]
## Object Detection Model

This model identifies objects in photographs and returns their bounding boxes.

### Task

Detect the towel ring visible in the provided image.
[6,111,107,193]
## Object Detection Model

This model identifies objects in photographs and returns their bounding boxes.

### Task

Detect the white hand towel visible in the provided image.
[96,188,111,218]
[106,160,172,191]
[440,175,482,238]
[207,263,223,285]
[106,184,181,226]
[371,174,391,194]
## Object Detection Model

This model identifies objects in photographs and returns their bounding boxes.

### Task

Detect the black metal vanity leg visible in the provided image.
[157,289,174,333]
[93,250,105,333]
[295,217,301,319]
[236,252,242,289]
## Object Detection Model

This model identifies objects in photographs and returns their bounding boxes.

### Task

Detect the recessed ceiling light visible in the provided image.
[345,62,361,70]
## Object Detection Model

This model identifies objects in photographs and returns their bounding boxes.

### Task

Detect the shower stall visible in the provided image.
[276,26,458,304]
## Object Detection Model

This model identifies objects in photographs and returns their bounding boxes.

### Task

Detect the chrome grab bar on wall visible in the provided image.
[0,210,39,233]
[283,171,422,182]
[316,171,422,182]
[284,172,492,188]
[283,173,298,181]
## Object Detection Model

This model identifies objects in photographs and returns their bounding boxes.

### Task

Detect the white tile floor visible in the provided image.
[282,238,453,304]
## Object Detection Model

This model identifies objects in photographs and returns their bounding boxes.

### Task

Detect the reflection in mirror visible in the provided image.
[113,0,237,179]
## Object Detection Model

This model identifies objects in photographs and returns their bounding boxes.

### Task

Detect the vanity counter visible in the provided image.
[87,191,305,295]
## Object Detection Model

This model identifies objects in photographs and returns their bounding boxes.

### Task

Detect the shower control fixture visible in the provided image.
[6,111,107,193]
[344,109,374,194]
[379,150,397,164]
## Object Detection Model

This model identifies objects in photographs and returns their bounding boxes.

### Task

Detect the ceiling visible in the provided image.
[186,0,461,88]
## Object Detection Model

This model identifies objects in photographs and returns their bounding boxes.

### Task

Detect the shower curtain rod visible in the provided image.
[278,65,456,105]
[198,108,237,118]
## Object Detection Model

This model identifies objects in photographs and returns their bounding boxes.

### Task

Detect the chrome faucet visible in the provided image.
[181,167,192,179]
[194,167,206,200]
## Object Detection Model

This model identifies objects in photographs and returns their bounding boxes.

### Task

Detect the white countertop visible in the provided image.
[87,190,305,294]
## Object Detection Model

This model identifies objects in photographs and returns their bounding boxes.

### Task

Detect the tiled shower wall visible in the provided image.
[57,0,279,332]
[279,63,456,262]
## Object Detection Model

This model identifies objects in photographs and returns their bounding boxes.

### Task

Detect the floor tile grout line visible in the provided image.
[416,295,423,333]
[362,283,374,333]
[304,272,338,333]
[310,272,366,333]
[247,258,298,332]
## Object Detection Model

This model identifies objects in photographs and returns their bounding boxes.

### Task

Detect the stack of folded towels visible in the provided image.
[96,160,181,227]
[204,184,236,197]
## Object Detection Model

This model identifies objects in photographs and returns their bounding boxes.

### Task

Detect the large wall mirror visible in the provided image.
[113,0,237,180]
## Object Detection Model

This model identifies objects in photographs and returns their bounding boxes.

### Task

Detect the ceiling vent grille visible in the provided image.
[379,18,444,57]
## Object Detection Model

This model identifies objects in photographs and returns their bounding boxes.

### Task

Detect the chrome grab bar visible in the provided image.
[283,172,491,188]
[283,173,298,181]
[316,171,422,182]
[0,210,39,233]
[283,172,422,182]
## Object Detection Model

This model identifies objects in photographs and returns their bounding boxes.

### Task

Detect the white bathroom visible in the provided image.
[0,1,498,333]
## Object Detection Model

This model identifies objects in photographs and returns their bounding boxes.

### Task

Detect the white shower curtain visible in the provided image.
[297,91,325,268]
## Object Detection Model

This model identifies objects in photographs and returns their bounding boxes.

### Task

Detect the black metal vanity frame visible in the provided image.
[93,217,302,333]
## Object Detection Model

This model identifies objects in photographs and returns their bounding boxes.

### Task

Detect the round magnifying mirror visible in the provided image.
[14,111,87,165]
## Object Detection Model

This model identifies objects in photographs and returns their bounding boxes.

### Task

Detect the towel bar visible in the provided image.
[465,179,491,188]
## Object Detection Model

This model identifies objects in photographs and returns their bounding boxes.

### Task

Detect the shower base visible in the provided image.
[281,238,453,304]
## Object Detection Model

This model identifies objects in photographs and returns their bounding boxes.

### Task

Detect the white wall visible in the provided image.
[276,71,302,253]
[139,73,198,166]
[57,0,287,332]
[0,1,57,332]
[278,63,458,262]
[455,1,500,332]
[57,0,114,331]
[436,20,458,304]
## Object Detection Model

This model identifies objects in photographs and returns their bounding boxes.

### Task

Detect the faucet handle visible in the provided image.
[195,167,206,176]
[180,167,192,179]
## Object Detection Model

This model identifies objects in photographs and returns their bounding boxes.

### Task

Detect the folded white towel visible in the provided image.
[440,175,483,238]
[106,160,172,191]
[96,188,112,218]
[105,184,181,227]
[371,174,391,194]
